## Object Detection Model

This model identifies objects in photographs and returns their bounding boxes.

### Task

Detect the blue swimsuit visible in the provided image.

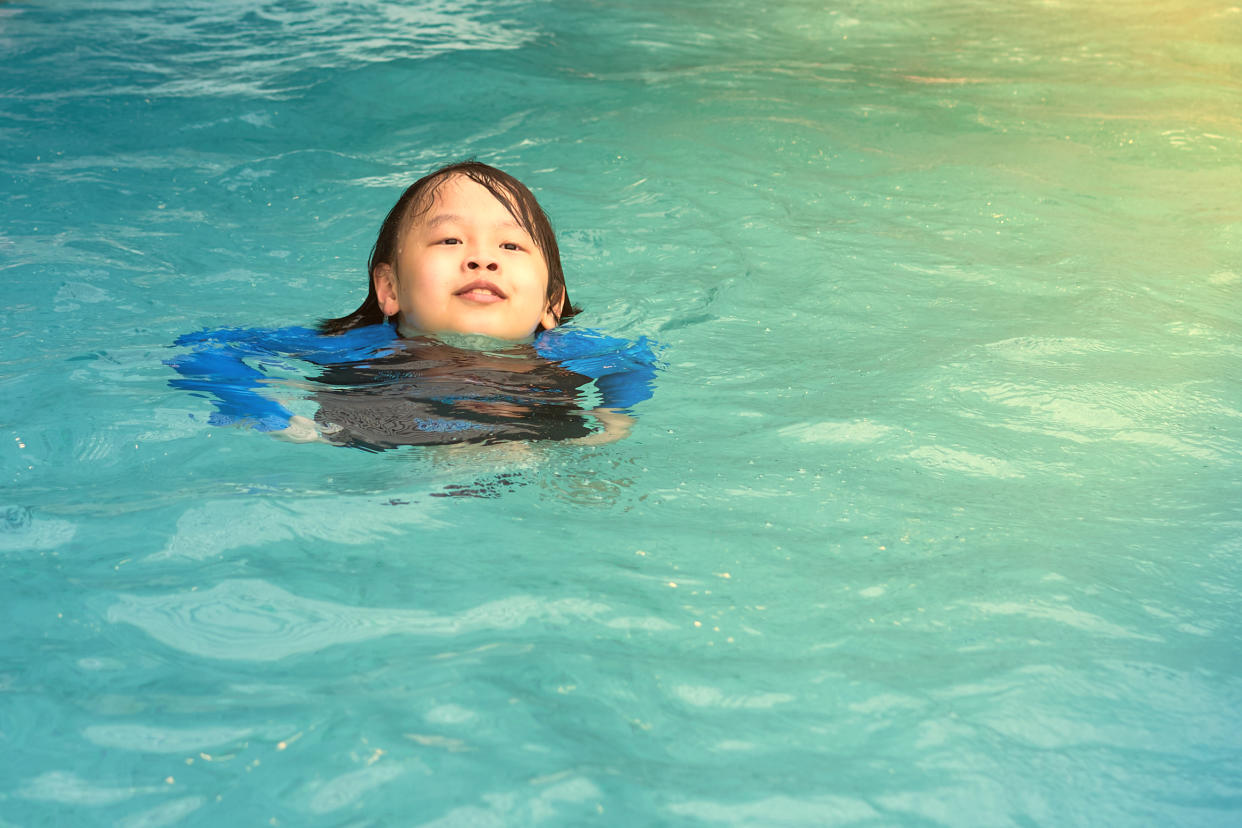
[167,324,658,450]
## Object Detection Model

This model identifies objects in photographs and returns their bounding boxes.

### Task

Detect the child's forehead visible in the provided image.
[431,174,503,207]
[408,175,524,230]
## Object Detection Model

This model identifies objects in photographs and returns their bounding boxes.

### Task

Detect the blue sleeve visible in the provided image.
[166,325,397,432]
[535,328,661,411]
[167,344,296,431]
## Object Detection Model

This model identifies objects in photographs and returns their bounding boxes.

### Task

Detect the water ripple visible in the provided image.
[308,763,406,814]
[673,685,794,709]
[778,419,895,444]
[4,0,537,101]
[0,507,75,553]
[117,796,206,828]
[903,445,1023,479]
[106,579,611,661]
[82,724,257,754]
[964,600,1162,642]
[668,795,879,825]
[16,771,162,805]
[153,498,449,560]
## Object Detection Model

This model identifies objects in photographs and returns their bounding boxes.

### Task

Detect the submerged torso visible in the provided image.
[312,338,596,451]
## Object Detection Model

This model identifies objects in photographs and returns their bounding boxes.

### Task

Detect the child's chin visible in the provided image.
[449,320,540,341]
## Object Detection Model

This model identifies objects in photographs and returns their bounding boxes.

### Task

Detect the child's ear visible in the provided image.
[373,264,400,317]
[540,287,566,330]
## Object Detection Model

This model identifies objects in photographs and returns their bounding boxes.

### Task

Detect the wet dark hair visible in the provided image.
[319,161,579,336]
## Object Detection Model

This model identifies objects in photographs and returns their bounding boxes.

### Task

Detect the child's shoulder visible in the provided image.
[175,323,398,361]
[535,326,658,362]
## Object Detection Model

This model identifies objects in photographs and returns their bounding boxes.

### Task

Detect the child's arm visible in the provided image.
[165,326,394,437]
[166,330,299,432]
[565,407,633,445]
[535,328,660,443]
[537,330,659,408]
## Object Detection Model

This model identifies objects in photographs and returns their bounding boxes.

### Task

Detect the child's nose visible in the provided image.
[466,255,499,272]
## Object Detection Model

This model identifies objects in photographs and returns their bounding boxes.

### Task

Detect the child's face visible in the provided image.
[373,175,560,340]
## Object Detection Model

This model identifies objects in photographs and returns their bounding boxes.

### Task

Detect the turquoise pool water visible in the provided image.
[3,0,1241,824]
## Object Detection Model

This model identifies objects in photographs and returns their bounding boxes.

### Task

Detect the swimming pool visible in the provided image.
[3,0,1240,824]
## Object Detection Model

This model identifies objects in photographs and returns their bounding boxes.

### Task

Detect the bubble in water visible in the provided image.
[2,506,33,533]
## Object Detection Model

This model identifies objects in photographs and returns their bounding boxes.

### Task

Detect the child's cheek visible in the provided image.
[425,246,457,267]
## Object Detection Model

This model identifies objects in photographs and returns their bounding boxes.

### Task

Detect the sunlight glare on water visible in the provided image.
[2,0,1241,825]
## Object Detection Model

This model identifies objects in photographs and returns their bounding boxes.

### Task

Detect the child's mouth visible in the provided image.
[455,280,507,304]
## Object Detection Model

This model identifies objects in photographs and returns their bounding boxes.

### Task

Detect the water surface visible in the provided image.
[2,0,1240,825]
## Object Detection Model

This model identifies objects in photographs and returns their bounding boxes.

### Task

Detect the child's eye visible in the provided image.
[439,238,461,245]
[501,242,522,251]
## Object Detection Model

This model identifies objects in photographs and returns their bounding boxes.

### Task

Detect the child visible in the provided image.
[169,161,657,450]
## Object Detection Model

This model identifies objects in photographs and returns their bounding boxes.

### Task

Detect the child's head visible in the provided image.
[320,161,578,339]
